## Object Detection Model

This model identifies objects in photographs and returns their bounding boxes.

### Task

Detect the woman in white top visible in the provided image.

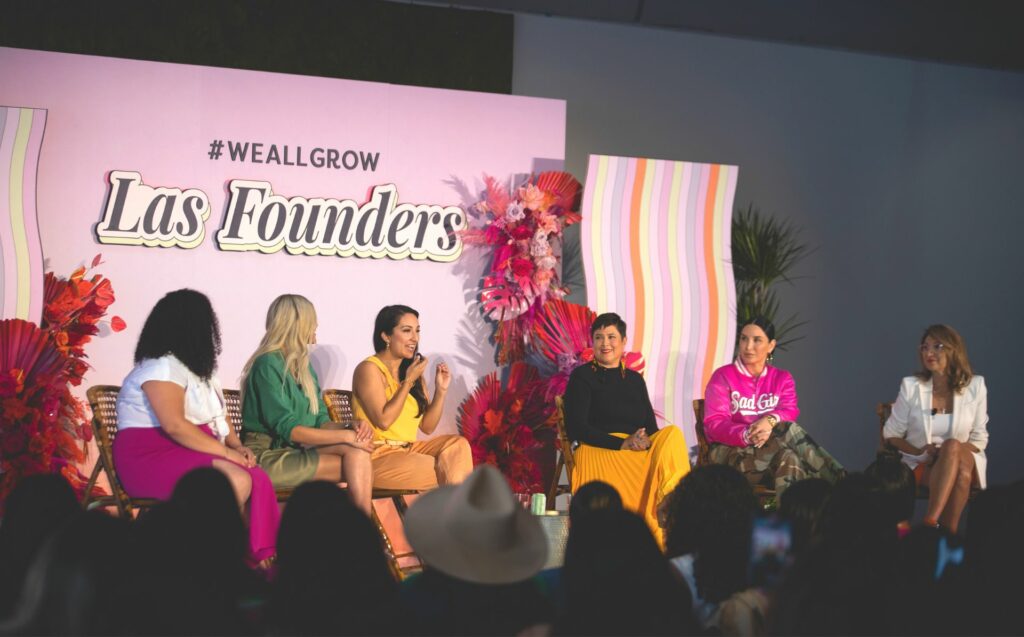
[883,324,988,533]
[113,289,279,565]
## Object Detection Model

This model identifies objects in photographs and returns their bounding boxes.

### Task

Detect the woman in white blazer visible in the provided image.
[883,324,988,533]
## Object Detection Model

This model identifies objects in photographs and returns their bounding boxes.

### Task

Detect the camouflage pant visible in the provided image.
[707,422,845,494]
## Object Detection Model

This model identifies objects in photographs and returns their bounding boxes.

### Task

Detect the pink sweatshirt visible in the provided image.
[703,360,800,447]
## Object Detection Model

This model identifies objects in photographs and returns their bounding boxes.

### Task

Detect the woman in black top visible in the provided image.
[562,313,691,547]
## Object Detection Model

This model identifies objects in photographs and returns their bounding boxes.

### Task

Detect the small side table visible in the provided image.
[536,511,570,569]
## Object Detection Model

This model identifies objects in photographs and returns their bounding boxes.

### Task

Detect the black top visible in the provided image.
[563,363,659,450]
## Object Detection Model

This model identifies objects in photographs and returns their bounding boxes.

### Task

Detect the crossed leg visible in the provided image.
[923,439,976,533]
[313,443,373,515]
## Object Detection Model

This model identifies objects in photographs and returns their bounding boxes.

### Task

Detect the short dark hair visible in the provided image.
[663,464,757,603]
[569,481,623,523]
[134,289,221,380]
[591,313,627,338]
[864,454,916,525]
[740,316,776,341]
[778,478,833,554]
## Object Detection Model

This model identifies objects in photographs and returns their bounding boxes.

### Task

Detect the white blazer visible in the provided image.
[883,375,989,489]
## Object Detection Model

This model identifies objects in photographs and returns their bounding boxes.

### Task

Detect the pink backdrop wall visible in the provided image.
[0,47,566,436]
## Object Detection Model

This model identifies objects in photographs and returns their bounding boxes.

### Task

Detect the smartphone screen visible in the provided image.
[749,514,792,589]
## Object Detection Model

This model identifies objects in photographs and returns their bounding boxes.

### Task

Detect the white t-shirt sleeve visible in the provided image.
[117,354,211,434]
[133,356,190,388]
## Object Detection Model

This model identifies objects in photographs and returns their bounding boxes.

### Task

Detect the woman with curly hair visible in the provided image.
[114,289,279,565]
[663,464,767,636]
[883,324,988,533]
[241,294,374,514]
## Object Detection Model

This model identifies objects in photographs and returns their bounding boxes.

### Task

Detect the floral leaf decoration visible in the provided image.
[0,319,77,507]
[1,255,122,508]
[463,171,582,364]
[530,299,648,399]
[458,361,557,493]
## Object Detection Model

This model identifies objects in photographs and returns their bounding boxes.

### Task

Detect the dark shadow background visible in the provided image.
[0,0,512,93]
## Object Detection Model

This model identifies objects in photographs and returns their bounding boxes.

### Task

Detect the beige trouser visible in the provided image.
[371,434,473,490]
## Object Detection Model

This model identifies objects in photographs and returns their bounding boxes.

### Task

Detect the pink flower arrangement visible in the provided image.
[463,172,581,363]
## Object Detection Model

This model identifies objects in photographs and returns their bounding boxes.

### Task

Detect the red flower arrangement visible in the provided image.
[463,172,582,363]
[0,255,124,508]
[458,362,558,493]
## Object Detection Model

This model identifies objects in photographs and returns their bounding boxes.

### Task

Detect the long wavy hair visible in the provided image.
[915,324,973,393]
[134,289,221,380]
[663,464,758,604]
[372,305,427,417]
[242,294,320,416]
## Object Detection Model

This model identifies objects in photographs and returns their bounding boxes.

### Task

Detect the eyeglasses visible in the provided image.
[919,342,946,354]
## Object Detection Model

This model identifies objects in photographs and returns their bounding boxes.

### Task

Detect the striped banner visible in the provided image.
[581,155,738,455]
[0,107,46,322]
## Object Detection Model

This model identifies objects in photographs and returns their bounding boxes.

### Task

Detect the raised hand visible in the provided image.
[436,362,451,392]
[405,354,429,386]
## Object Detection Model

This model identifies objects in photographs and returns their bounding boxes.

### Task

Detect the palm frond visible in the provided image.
[457,371,501,441]
[530,300,596,365]
[731,205,814,288]
[0,319,65,384]
[535,171,582,218]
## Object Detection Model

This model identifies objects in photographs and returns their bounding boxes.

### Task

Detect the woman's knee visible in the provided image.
[216,463,252,500]
[440,435,472,460]
[658,425,684,444]
[342,445,372,468]
[956,446,975,479]
[940,439,963,456]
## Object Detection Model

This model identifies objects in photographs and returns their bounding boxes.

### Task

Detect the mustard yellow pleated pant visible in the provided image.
[571,425,690,548]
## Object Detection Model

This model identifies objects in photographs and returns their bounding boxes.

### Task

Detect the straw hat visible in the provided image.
[403,464,549,584]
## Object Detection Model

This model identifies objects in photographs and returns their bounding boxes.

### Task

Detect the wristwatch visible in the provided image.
[766,414,779,427]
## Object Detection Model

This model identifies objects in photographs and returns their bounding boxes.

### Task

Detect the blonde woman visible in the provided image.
[352,305,472,490]
[241,294,374,514]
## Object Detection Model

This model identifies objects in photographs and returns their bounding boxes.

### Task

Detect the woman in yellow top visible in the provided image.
[352,305,473,490]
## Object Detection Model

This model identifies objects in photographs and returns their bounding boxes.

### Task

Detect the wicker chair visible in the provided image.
[222,388,295,502]
[82,385,159,517]
[323,387,423,578]
[691,398,776,505]
[546,395,575,508]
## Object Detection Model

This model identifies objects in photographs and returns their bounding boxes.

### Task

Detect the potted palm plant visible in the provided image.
[731,205,813,350]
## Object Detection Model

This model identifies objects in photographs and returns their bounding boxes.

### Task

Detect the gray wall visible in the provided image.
[512,14,1024,485]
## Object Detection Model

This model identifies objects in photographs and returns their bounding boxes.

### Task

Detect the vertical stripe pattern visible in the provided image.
[0,107,46,322]
[580,155,738,455]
